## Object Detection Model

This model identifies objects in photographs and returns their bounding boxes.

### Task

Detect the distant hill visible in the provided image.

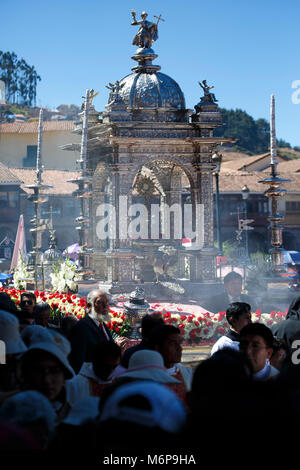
[214,108,299,158]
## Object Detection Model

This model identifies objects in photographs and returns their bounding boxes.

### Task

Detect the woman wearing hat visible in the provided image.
[20,328,75,422]
[0,310,27,395]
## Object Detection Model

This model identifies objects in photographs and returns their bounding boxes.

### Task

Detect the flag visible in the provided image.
[10,215,27,271]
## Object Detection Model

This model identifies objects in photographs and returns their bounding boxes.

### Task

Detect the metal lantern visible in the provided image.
[123,286,150,339]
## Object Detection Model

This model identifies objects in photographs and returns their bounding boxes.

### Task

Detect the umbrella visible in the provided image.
[62,243,80,260]
[0,273,13,281]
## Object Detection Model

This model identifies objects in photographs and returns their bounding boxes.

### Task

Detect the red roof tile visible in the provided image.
[0,162,22,184]
[0,121,75,134]
[10,168,80,195]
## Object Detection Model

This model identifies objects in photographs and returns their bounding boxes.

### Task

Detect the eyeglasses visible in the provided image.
[239,342,268,352]
[21,299,33,306]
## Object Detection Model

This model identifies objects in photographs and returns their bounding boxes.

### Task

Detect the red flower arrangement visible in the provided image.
[1,287,288,345]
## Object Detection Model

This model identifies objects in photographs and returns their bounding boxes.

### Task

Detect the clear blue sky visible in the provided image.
[2,0,300,146]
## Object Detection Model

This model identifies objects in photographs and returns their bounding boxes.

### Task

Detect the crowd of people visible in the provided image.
[1,282,300,458]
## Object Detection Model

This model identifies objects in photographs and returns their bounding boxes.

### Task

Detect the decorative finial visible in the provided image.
[270,94,277,166]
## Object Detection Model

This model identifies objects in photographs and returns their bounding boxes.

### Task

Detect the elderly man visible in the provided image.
[69,290,114,374]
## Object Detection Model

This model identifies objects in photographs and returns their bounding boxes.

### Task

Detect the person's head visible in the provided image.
[60,315,78,339]
[98,380,186,435]
[20,292,36,316]
[0,311,27,391]
[190,348,253,417]
[92,342,121,381]
[270,337,287,371]
[121,350,180,384]
[0,292,19,315]
[141,313,164,342]
[224,271,243,298]
[148,325,182,368]
[86,290,110,323]
[21,329,74,401]
[239,323,274,373]
[226,302,252,333]
[287,295,300,321]
[34,302,51,327]
[141,11,148,19]
[0,391,56,449]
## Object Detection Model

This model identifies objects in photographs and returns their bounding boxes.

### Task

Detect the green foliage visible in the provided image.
[0,51,41,106]
[218,240,239,259]
[214,108,296,155]
[277,139,291,149]
[8,104,29,117]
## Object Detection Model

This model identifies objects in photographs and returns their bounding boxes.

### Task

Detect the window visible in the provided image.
[286,201,300,212]
[23,145,37,167]
[0,191,19,208]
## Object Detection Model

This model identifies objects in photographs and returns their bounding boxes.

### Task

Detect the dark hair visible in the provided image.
[92,342,121,368]
[0,292,19,315]
[224,271,242,284]
[148,324,180,349]
[226,302,251,326]
[34,302,51,315]
[141,314,164,340]
[272,337,287,355]
[60,315,78,337]
[240,323,274,348]
[20,292,37,303]
[192,347,253,397]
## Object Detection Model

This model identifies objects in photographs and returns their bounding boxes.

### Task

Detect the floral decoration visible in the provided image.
[13,252,30,290]
[50,257,78,293]
[1,287,288,345]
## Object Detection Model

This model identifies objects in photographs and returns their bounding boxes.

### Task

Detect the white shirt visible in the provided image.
[66,362,112,406]
[166,363,194,391]
[210,336,240,356]
[253,361,279,381]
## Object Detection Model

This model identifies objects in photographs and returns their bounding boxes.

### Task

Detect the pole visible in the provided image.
[244,198,249,259]
[215,172,222,253]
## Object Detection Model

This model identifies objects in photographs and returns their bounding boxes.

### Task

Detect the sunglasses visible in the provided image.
[21,300,33,305]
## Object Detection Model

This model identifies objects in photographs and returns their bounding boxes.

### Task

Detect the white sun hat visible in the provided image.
[63,397,100,426]
[119,350,180,384]
[99,380,186,433]
[0,310,27,355]
[22,328,75,379]
[0,390,56,433]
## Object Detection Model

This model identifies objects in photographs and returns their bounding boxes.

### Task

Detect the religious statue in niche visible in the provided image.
[198,80,218,103]
[131,10,164,49]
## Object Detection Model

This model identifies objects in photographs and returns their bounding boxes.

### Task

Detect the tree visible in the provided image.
[0,51,41,106]
[56,104,80,120]
[214,108,293,155]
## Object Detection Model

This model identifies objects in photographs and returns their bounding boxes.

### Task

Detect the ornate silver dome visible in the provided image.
[118,72,185,110]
